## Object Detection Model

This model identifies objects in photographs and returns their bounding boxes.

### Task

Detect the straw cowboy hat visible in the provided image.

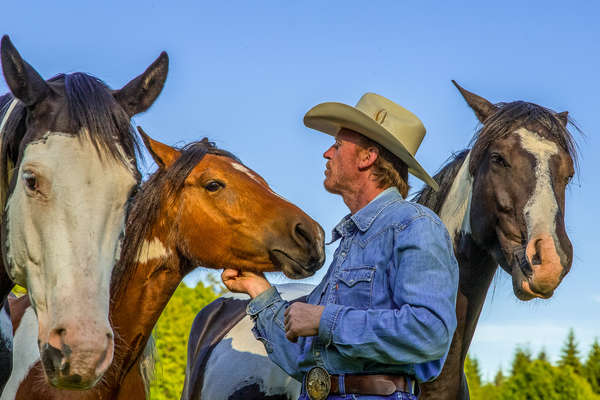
[303,93,439,191]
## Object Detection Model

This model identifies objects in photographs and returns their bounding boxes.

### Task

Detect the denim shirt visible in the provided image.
[247,187,459,383]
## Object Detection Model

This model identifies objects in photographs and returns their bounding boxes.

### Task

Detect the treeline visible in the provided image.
[465,329,600,400]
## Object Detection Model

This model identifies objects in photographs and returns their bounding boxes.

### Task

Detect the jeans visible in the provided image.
[298,392,418,400]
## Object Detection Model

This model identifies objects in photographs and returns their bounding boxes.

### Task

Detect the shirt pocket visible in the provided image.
[336,266,376,309]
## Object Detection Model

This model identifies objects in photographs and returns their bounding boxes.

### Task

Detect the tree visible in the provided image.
[585,339,600,394]
[510,345,532,375]
[559,328,583,375]
[537,347,549,362]
[493,368,505,387]
[464,354,482,392]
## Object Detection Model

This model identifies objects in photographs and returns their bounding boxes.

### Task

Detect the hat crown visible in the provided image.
[355,93,425,155]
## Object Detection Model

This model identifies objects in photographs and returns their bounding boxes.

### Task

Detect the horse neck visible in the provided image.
[110,228,184,378]
[437,151,497,359]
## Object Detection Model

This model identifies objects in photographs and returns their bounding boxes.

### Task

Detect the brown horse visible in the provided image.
[0,35,167,390]
[182,82,578,400]
[1,129,325,399]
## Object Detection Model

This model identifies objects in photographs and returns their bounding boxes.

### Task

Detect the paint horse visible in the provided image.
[0,35,168,390]
[1,129,326,399]
[184,81,578,400]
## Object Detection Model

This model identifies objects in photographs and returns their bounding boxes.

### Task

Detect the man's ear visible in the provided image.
[358,147,379,170]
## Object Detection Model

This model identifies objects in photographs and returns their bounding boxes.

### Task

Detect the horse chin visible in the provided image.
[269,250,315,279]
[510,262,553,300]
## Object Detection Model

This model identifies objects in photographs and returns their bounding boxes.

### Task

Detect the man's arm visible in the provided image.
[221,269,313,381]
[317,216,459,365]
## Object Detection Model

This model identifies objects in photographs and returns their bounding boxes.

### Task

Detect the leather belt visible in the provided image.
[305,367,417,399]
[331,374,415,396]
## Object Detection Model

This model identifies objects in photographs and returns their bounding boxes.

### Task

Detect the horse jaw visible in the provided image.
[4,133,136,388]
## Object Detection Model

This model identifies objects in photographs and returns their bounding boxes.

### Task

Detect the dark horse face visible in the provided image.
[0,36,168,389]
[454,82,575,300]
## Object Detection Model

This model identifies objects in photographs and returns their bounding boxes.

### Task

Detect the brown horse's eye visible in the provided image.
[22,171,38,192]
[204,181,224,192]
[491,153,509,168]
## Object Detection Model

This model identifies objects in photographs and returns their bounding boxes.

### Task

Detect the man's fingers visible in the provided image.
[221,268,240,281]
[286,329,298,343]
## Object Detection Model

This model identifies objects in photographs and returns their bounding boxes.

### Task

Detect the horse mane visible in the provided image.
[412,150,469,213]
[413,100,580,210]
[0,73,143,206]
[111,139,241,297]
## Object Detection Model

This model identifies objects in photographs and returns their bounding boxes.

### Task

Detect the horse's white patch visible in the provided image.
[136,237,171,264]
[231,162,261,184]
[439,152,474,240]
[201,284,312,400]
[0,307,12,349]
[1,307,39,400]
[517,128,560,240]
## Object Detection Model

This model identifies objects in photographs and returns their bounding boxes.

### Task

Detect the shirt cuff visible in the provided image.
[246,286,282,316]
[318,303,343,346]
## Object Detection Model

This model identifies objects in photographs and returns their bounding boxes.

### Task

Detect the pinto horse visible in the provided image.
[1,130,325,399]
[0,36,168,390]
[184,82,578,400]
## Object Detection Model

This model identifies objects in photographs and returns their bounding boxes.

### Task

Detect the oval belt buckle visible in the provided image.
[306,366,331,400]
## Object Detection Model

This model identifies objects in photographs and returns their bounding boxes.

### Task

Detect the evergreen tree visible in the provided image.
[537,347,549,362]
[559,328,583,375]
[585,339,600,394]
[494,368,505,387]
[510,345,532,375]
[464,354,482,394]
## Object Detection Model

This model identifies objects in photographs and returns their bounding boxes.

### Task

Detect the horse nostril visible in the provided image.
[293,223,311,247]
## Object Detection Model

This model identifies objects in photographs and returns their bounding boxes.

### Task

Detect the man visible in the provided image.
[222,93,459,400]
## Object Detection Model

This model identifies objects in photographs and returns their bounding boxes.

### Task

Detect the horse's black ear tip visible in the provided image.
[451,80,463,91]
[1,35,13,52]
[137,126,150,141]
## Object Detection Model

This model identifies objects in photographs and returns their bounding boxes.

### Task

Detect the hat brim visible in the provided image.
[304,102,439,191]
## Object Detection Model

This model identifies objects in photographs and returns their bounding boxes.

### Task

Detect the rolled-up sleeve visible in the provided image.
[319,216,459,368]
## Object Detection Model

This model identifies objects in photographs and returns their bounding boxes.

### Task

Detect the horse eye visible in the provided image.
[22,171,37,191]
[491,153,509,168]
[204,181,224,192]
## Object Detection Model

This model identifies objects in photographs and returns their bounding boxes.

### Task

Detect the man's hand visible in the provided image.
[221,268,271,298]
[284,302,325,342]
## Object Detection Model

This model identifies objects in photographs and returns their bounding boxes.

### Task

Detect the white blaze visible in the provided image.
[517,128,560,240]
[136,237,171,264]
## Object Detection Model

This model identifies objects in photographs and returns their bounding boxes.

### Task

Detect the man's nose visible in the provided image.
[323,146,333,159]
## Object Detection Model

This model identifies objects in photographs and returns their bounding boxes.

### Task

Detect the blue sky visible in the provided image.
[2,1,598,379]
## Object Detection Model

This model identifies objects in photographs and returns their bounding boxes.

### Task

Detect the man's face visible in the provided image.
[322,129,364,194]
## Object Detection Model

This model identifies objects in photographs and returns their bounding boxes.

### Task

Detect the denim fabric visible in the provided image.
[298,392,417,400]
[248,187,459,383]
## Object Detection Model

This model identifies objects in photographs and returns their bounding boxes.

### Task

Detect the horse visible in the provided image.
[1,129,326,399]
[183,81,578,400]
[0,35,168,391]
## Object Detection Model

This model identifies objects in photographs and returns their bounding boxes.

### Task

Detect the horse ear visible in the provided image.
[555,111,569,128]
[1,35,50,107]
[137,126,180,169]
[113,52,169,117]
[452,80,498,123]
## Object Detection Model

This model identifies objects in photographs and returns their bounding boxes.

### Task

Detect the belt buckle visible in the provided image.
[306,366,331,400]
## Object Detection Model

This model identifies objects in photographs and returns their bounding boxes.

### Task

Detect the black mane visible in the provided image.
[112,139,241,296]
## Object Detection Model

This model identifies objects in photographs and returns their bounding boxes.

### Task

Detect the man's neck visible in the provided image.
[343,184,387,214]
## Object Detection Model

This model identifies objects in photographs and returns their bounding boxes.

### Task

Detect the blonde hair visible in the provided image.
[356,135,410,198]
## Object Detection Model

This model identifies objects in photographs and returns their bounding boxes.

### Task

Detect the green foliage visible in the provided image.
[149,281,218,400]
[585,339,600,393]
[559,328,583,375]
[465,330,600,400]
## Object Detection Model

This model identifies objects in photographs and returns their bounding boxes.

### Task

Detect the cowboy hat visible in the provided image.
[303,93,438,191]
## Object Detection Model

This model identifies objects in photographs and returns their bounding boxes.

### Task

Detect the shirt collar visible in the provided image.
[328,187,403,243]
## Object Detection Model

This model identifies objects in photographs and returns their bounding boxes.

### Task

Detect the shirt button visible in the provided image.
[341,251,347,257]
[315,352,320,357]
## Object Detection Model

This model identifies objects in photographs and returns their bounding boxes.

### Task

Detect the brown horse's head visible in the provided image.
[128,129,325,279]
[454,81,576,300]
